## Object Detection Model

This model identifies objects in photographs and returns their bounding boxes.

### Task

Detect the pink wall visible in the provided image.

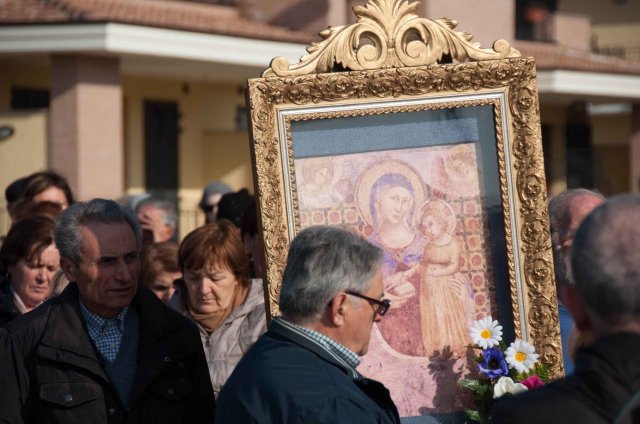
[50,55,124,201]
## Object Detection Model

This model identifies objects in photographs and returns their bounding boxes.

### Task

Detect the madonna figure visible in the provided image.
[359,163,427,356]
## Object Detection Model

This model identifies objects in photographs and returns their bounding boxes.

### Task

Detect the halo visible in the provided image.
[418,198,456,234]
[355,159,426,227]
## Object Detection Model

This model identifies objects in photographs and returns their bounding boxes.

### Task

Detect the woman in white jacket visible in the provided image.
[171,219,267,398]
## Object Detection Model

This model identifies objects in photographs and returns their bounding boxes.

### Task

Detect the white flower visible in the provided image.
[469,317,503,349]
[493,377,528,399]
[505,340,539,373]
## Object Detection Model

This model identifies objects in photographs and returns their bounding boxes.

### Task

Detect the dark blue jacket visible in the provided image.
[215,318,401,424]
[490,332,640,424]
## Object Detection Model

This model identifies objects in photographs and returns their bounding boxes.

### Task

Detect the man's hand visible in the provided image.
[137,209,172,244]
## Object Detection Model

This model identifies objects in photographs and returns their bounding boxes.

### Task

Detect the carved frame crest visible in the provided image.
[247,0,561,417]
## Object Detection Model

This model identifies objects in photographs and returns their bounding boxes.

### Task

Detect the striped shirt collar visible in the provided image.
[275,317,361,370]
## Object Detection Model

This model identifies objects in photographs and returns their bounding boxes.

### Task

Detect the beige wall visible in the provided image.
[423,0,515,46]
[541,104,633,196]
[0,60,50,111]
[593,23,640,59]
[553,12,591,51]
[558,0,640,24]
[540,105,568,196]
[122,76,253,238]
[0,111,48,234]
[592,111,632,194]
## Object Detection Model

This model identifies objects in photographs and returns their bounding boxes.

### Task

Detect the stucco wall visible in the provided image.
[0,111,48,234]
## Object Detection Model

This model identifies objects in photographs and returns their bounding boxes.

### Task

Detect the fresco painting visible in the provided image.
[295,143,497,416]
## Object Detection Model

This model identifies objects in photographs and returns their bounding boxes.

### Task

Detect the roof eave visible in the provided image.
[0,22,307,69]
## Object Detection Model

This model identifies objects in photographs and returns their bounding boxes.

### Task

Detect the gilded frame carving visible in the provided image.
[246,0,561,418]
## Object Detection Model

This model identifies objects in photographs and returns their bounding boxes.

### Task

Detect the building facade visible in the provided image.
[1,0,639,237]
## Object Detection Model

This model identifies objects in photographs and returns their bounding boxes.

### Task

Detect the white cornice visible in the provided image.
[0,23,306,67]
[2,24,640,99]
[537,70,640,99]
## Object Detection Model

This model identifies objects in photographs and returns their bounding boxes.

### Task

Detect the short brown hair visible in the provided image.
[20,171,74,205]
[178,219,249,288]
[12,200,63,223]
[140,242,180,289]
[0,216,56,274]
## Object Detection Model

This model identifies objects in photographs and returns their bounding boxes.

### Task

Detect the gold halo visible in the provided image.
[418,198,456,234]
[355,159,426,227]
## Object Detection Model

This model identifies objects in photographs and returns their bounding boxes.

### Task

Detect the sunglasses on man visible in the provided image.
[344,290,391,316]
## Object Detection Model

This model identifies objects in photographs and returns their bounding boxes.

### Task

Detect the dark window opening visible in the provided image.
[11,87,50,109]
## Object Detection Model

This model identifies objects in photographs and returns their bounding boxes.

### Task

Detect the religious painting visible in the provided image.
[288,101,505,416]
[245,0,562,420]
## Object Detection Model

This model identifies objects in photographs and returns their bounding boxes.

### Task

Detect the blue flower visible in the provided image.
[477,347,509,379]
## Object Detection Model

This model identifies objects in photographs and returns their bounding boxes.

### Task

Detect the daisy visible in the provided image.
[505,340,539,373]
[469,317,503,349]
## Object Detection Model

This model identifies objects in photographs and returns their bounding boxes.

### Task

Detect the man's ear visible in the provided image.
[327,293,349,327]
[60,257,77,282]
[561,284,593,332]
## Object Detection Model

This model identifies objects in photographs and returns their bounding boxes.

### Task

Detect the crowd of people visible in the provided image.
[0,169,639,423]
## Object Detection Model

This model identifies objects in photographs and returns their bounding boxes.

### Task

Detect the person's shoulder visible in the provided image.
[490,379,604,424]
[136,287,199,337]
[1,295,59,350]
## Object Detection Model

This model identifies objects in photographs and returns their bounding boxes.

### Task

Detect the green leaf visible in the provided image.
[464,408,486,423]
[459,378,490,395]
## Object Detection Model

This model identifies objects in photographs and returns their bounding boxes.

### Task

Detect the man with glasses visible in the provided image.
[215,225,400,424]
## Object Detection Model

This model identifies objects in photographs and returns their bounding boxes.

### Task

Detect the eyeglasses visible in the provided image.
[345,290,391,316]
[201,205,216,213]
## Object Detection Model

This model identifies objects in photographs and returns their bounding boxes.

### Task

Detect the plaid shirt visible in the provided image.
[278,317,360,369]
[79,301,129,362]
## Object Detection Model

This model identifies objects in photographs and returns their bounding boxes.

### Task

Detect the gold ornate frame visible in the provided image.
[247,0,561,390]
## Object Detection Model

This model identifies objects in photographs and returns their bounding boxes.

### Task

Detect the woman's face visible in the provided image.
[149,271,181,304]
[378,186,413,225]
[33,187,69,209]
[8,243,60,309]
[183,264,240,314]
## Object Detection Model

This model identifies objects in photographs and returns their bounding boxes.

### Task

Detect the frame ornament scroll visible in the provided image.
[247,0,561,417]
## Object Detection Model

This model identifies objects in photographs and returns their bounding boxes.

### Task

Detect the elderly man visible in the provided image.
[0,199,215,423]
[491,194,640,423]
[548,188,604,373]
[215,225,400,424]
[135,197,178,244]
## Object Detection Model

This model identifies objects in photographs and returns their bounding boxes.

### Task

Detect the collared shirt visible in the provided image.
[79,301,129,362]
[278,317,361,369]
[8,284,28,314]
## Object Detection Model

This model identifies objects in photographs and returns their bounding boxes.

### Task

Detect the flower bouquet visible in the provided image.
[458,317,551,422]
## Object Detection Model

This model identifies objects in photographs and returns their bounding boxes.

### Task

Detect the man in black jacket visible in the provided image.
[0,198,215,424]
[215,225,401,424]
[490,194,640,423]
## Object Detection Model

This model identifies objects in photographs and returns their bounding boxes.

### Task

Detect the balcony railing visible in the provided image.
[594,46,640,62]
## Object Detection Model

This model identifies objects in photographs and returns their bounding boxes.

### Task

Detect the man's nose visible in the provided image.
[115,259,133,281]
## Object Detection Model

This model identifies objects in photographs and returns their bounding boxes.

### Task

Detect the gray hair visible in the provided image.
[279,226,383,324]
[571,194,640,327]
[135,197,177,229]
[55,198,141,265]
[548,188,604,286]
